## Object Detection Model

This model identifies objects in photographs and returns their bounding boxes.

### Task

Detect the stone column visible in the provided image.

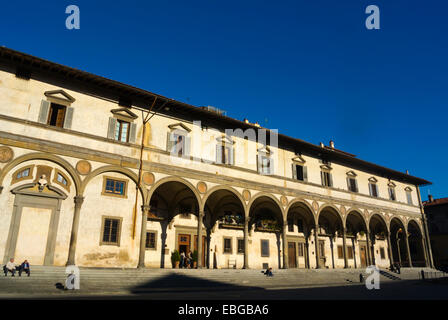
[387,232,394,269]
[197,209,204,268]
[282,220,288,269]
[305,238,311,269]
[330,237,335,269]
[137,205,150,268]
[365,230,371,265]
[421,236,428,267]
[342,227,348,268]
[243,219,249,269]
[370,239,376,266]
[314,223,320,269]
[405,230,413,268]
[352,237,357,269]
[66,196,84,266]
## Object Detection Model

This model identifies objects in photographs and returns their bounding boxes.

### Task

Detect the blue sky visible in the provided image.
[1,0,446,199]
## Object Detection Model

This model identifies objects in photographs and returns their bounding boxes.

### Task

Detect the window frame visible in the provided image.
[11,165,34,185]
[145,231,157,250]
[52,168,71,191]
[100,216,123,246]
[369,182,379,198]
[321,170,333,187]
[102,176,128,198]
[237,238,244,254]
[115,119,131,143]
[47,102,67,128]
[223,237,233,254]
[406,189,413,205]
[261,239,270,257]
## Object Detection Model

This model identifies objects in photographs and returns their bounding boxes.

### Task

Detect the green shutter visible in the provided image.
[292,164,297,179]
[184,136,191,157]
[166,132,174,153]
[129,123,137,143]
[38,100,50,124]
[229,147,235,165]
[354,179,358,192]
[269,157,274,175]
[303,166,308,182]
[107,117,117,139]
[328,173,333,187]
[216,144,222,164]
[63,107,74,129]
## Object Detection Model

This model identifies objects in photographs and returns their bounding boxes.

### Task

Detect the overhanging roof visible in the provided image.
[0,46,431,186]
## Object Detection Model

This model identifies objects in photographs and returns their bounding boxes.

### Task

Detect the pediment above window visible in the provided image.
[292,155,306,164]
[368,177,378,183]
[320,164,332,171]
[404,186,413,192]
[257,145,272,155]
[388,181,396,188]
[168,122,191,133]
[44,90,75,104]
[111,108,138,120]
[346,170,357,177]
[216,134,235,145]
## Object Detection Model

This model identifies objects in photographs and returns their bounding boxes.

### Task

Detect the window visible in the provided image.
[101,217,122,246]
[261,240,270,257]
[237,239,244,254]
[47,103,67,128]
[292,164,307,181]
[347,246,354,259]
[369,183,379,197]
[146,232,157,249]
[288,219,294,232]
[217,145,232,165]
[406,190,413,205]
[12,166,34,184]
[298,243,304,257]
[389,187,396,201]
[321,171,332,187]
[337,245,343,259]
[114,119,130,143]
[56,173,67,185]
[102,177,128,198]
[173,134,185,157]
[347,177,358,192]
[223,238,232,254]
[17,168,30,179]
[380,247,385,259]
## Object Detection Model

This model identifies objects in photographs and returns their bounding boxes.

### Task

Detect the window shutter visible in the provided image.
[216,144,222,164]
[269,157,274,175]
[369,183,373,196]
[354,179,358,192]
[38,100,50,124]
[129,123,137,143]
[107,117,117,139]
[229,147,235,165]
[321,171,324,186]
[329,173,333,187]
[346,177,351,191]
[303,166,308,182]
[257,154,261,174]
[166,132,174,153]
[63,107,74,129]
[292,164,297,180]
[184,136,191,157]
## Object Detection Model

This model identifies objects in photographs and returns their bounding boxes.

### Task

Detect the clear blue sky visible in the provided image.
[1,0,446,200]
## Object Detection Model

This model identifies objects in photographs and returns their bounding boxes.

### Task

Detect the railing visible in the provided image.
[419,270,448,280]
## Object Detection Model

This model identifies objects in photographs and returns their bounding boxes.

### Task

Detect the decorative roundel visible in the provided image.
[197,181,207,194]
[0,146,14,163]
[142,172,155,186]
[340,206,346,215]
[242,190,251,202]
[76,160,91,175]
[280,196,288,207]
[312,201,319,212]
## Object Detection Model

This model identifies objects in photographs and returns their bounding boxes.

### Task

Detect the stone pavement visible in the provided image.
[0,266,443,299]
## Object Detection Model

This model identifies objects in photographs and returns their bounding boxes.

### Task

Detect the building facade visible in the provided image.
[0,47,433,270]
[424,196,448,270]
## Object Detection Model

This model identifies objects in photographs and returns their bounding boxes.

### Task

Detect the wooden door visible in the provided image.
[359,245,367,268]
[178,234,191,255]
[288,242,297,268]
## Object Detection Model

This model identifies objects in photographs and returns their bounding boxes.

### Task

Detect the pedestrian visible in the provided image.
[187,251,193,269]
[19,260,31,277]
[396,262,401,274]
[180,251,186,268]
[4,258,17,277]
[264,267,273,277]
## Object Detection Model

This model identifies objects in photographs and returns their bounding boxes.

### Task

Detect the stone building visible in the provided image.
[423,196,448,269]
[0,47,434,270]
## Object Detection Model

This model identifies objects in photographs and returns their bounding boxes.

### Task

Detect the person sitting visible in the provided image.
[19,260,30,277]
[4,258,17,277]
[264,267,273,277]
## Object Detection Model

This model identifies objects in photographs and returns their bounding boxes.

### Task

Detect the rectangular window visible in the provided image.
[406,191,413,205]
[101,217,121,245]
[337,245,343,259]
[369,183,379,197]
[261,240,270,257]
[288,219,294,232]
[221,146,231,165]
[296,165,304,181]
[104,178,126,196]
[380,247,385,259]
[174,134,185,157]
[347,246,354,259]
[114,120,130,143]
[223,238,232,254]
[348,178,358,192]
[298,243,304,257]
[47,103,67,128]
[146,232,157,249]
[321,171,332,187]
[261,156,271,175]
[389,187,396,201]
[237,239,244,254]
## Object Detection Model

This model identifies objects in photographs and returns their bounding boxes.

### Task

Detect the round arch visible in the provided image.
[248,192,285,219]
[368,213,389,232]
[148,176,202,209]
[317,204,343,224]
[81,165,147,201]
[345,209,368,231]
[0,152,81,196]
[203,185,246,213]
[286,199,316,223]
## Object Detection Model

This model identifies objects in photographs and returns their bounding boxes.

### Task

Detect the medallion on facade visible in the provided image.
[76,160,91,175]
[242,190,251,202]
[0,146,14,163]
[197,181,207,194]
[280,196,288,207]
[142,172,155,186]
[312,200,319,213]
[340,205,346,216]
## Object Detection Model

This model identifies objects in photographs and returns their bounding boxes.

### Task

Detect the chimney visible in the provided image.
[329,140,335,149]
[319,142,324,148]
[405,170,409,174]
[428,195,434,202]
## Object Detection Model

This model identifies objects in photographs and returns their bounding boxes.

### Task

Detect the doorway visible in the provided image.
[178,234,191,255]
[288,242,297,268]
[359,244,367,268]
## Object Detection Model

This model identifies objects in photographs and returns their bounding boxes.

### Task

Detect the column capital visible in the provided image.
[74,196,84,206]
[141,204,150,212]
